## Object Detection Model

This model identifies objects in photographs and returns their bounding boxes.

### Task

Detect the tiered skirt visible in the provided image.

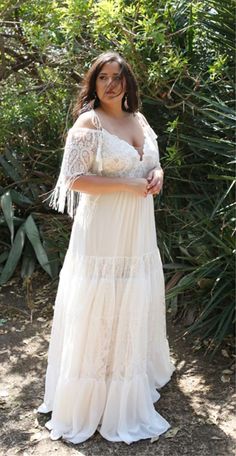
[37,192,175,444]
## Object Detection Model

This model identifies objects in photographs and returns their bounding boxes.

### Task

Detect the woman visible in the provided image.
[37,51,175,445]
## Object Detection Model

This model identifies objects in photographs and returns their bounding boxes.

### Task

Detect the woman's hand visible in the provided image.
[146,168,164,195]
[128,178,149,197]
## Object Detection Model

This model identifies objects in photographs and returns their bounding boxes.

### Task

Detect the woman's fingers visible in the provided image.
[147,177,157,189]
[147,178,162,194]
[146,170,164,195]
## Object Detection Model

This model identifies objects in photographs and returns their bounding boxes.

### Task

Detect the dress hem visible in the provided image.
[37,365,176,445]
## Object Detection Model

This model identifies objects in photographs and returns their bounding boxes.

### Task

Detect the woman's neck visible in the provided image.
[97,102,128,119]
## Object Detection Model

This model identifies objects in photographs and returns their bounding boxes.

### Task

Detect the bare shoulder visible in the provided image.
[72,110,96,130]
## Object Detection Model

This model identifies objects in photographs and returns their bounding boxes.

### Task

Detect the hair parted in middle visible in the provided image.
[72,51,140,120]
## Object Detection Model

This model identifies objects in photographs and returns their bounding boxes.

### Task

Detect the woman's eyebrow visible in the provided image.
[98,72,121,75]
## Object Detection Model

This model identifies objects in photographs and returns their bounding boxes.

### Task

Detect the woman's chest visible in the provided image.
[92,129,160,178]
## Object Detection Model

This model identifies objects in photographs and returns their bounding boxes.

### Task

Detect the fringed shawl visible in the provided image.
[44,109,103,218]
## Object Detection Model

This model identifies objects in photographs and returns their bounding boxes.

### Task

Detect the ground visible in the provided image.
[0,271,235,456]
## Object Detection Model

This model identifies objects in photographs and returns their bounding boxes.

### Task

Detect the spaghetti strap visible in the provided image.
[91,108,102,130]
[91,109,103,172]
[136,111,158,141]
[135,111,149,128]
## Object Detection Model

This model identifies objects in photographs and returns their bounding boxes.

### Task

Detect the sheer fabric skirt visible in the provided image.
[37,192,176,444]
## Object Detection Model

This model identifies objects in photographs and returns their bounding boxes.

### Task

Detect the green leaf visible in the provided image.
[0,251,9,263]
[21,241,36,278]
[0,154,20,182]
[43,238,60,279]
[5,147,24,176]
[211,180,235,218]
[1,191,14,245]
[11,189,33,206]
[24,215,52,277]
[0,225,25,286]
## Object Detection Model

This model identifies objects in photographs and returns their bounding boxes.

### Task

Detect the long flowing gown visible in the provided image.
[37,108,176,444]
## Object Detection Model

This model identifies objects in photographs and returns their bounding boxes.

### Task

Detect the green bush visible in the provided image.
[0,0,234,353]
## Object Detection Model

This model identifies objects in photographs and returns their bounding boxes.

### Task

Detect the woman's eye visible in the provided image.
[98,75,121,81]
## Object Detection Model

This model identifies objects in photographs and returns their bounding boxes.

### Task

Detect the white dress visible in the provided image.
[37,108,176,445]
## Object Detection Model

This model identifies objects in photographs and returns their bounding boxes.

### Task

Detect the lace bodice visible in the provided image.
[47,109,162,217]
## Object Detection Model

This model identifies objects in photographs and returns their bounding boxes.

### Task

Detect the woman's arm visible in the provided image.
[70,174,148,197]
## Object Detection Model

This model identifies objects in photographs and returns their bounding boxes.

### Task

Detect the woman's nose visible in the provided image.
[107,78,115,88]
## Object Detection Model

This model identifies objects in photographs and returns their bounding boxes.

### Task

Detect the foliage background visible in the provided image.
[0,0,235,354]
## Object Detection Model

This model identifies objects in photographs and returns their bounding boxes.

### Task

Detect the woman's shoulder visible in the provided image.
[136,111,158,139]
[71,109,98,132]
[135,110,149,125]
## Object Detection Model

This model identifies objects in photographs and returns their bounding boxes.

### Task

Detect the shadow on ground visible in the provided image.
[0,274,235,456]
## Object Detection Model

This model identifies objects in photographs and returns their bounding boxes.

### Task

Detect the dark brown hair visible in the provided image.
[72,51,139,120]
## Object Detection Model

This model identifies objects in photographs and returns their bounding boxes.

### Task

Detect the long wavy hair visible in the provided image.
[72,51,140,120]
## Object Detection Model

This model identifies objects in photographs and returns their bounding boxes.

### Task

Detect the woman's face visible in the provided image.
[95,61,126,105]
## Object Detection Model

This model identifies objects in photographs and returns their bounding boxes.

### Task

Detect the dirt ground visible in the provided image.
[0,272,235,456]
